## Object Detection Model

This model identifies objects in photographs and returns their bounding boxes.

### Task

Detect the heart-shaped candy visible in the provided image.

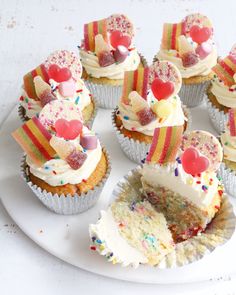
[190,25,212,44]
[110,30,131,49]
[55,119,83,140]
[151,78,174,100]
[58,78,77,97]
[48,64,72,83]
[181,147,209,175]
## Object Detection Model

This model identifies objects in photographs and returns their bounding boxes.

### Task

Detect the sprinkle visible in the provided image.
[76,89,83,93]
[44,166,50,170]
[141,159,145,164]
[82,179,87,183]
[123,115,129,120]
[75,96,80,104]
[91,236,96,242]
[25,98,29,103]
[174,168,179,176]
[202,185,208,192]
[19,96,24,101]
[60,180,64,185]
[52,170,57,175]
[119,222,125,227]
[224,142,229,146]
[218,190,223,196]
[99,245,105,251]
[96,239,102,244]
[215,205,220,210]
[131,127,136,131]
[187,178,193,185]
[90,246,96,251]
[176,157,181,164]
[196,181,201,184]
[130,201,136,211]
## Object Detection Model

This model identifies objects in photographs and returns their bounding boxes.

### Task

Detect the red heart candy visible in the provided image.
[190,25,212,44]
[181,147,209,175]
[110,30,131,49]
[151,78,174,100]
[48,64,72,83]
[55,119,83,140]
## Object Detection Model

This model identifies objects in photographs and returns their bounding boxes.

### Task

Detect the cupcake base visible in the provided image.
[112,106,191,164]
[21,148,111,215]
[205,90,228,134]
[218,162,236,198]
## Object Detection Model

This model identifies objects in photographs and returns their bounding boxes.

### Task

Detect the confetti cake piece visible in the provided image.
[180,130,223,171]
[149,60,182,96]
[23,64,49,100]
[213,55,236,86]
[122,65,149,104]
[84,19,107,52]
[161,22,185,50]
[146,126,183,164]
[228,109,236,136]
[12,116,56,166]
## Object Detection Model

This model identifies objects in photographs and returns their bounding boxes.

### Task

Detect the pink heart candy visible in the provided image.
[55,119,83,140]
[181,147,209,175]
[196,42,212,59]
[58,79,77,97]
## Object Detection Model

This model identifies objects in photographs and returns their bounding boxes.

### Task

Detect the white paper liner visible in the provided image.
[218,162,236,198]
[18,95,98,129]
[111,105,192,164]
[104,167,236,268]
[179,80,211,107]
[20,148,111,215]
[205,95,228,134]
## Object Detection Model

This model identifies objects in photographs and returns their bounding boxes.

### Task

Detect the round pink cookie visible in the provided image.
[44,50,82,80]
[39,100,83,132]
[149,60,182,96]
[183,13,213,36]
[106,14,134,38]
[180,130,223,171]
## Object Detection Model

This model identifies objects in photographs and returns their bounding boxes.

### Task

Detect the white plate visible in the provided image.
[0,104,236,284]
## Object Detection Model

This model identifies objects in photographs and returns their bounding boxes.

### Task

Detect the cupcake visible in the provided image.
[218,109,236,197]
[142,129,223,241]
[13,100,110,215]
[155,13,217,107]
[206,45,236,133]
[19,50,97,128]
[79,14,144,109]
[89,128,233,268]
[112,60,189,163]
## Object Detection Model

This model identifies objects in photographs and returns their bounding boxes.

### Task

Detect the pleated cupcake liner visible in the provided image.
[20,147,111,215]
[84,54,148,110]
[111,105,192,164]
[179,80,211,108]
[218,163,236,198]
[104,167,235,268]
[18,95,98,129]
[205,95,228,134]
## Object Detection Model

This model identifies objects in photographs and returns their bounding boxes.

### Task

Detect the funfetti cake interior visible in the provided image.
[141,129,224,241]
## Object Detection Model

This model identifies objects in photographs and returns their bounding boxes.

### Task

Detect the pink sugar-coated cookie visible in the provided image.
[44,50,82,80]
[39,100,83,132]
[106,14,134,38]
[180,130,223,171]
[149,60,182,97]
[182,13,213,36]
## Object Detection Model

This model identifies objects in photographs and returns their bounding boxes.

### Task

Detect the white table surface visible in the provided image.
[0,0,236,294]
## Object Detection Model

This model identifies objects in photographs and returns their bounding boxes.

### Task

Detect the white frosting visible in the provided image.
[157,46,217,78]
[221,128,236,162]
[20,78,91,119]
[79,48,141,79]
[89,208,148,268]
[118,91,186,136]
[27,127,102,186]
[141,160,219,209]
[211,79,236,108]
[20,90,42,118]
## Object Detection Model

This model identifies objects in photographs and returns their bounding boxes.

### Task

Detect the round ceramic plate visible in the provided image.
[0,105,236,284]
